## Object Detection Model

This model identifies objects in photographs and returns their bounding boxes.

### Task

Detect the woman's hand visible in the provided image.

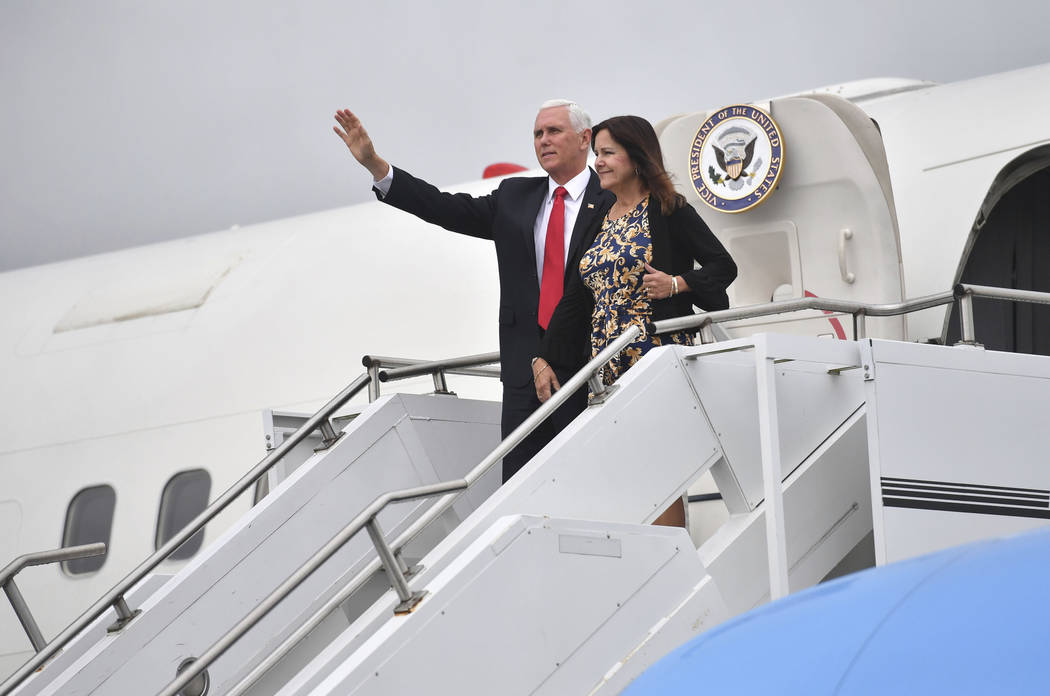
[642,263,675,299]
[533,358,561,403]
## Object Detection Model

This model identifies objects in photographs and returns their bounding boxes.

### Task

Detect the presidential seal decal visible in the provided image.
[689,104,784,213]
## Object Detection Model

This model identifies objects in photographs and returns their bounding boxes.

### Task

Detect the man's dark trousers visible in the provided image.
[500,364,587,482]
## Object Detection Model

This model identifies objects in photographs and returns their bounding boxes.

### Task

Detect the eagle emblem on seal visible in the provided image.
[713,127,757,181]
[688,105,785,214]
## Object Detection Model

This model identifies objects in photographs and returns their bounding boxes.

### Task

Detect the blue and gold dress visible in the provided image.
[579,195,693,386]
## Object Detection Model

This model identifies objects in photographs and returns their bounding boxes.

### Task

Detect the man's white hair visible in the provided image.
[539,99,592,134]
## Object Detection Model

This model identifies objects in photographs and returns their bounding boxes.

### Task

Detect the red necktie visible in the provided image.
[538,186,567,329]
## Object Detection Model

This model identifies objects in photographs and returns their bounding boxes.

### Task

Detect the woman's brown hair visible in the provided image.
[592,115,685,211]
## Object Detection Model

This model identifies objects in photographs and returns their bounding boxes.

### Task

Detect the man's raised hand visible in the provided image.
[333,109,390,181]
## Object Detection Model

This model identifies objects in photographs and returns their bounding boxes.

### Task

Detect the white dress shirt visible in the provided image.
[373,166,394,196]
[533,168,591,284]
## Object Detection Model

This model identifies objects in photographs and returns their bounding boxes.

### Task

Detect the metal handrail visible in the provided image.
[159,326,642,696]
[652,288,956,337]
[362,353,500,379]
[377,351,501,396]
[959,283,1050,306]
[1,544,106,652]
[377,351,501,382]
[652,283,1050,345]
[1,346,514,695]
[362,353,501,400]
[954,284,1050,344]
[0,373,373,694]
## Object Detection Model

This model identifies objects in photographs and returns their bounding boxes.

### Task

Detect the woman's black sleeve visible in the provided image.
[674,204,737,310]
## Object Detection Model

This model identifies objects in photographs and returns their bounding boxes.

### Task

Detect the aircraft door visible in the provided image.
[945,161,1050,354]
[659,95,906,340]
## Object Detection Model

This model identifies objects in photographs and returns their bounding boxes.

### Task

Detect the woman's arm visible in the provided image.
[671,204,737,310]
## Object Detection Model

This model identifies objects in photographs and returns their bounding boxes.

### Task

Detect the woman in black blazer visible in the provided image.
[532,115,737,525]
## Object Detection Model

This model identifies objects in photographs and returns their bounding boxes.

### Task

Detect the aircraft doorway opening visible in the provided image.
[946,165,1050,354]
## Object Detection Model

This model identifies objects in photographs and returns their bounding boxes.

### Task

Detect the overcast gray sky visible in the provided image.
[2,0,1049,272]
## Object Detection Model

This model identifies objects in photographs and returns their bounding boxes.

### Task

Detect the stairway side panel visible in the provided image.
[866,340,1050,563]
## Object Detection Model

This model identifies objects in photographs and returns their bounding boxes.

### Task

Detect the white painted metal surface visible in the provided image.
[863,339,1050,564]
[659,95,906,342]
[756,341,790,599]
[299,516,723,696]
[860,63,1050,341]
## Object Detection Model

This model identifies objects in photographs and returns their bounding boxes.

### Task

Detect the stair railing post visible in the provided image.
[365,518,425,614]
[315,420,343,451]
[106,594,141,633]
[699,321,716,344]
[853,311,867,339]
[432,370,450,395]
[367,364,381,402]
[2,579,46,652]
[0,542,108,655]
[958,291,978,345]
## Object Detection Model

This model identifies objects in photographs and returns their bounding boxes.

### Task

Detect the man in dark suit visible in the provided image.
[334,101,612,482]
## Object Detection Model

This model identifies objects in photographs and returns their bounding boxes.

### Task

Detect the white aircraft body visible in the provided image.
[1,62,1049,692]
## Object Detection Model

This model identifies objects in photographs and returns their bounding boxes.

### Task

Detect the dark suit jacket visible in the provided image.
[377,166,614,387]
[539,196,737,371]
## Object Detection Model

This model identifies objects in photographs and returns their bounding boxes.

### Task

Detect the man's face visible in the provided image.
[533,106,590,184]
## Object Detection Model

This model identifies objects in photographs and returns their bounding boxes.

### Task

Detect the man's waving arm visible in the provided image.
[333,109,391,183]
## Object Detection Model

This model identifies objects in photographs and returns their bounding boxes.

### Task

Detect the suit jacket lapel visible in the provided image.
[564,168,611,283]
[521,179,548,281]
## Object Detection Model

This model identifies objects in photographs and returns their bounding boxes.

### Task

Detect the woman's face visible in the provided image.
[594,130,637,194]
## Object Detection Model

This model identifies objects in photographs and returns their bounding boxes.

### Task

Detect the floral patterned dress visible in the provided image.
[579,195,693,386]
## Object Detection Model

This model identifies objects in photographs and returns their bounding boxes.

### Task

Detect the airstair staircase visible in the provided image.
[6,286,1050,696]
[267,334,872,696]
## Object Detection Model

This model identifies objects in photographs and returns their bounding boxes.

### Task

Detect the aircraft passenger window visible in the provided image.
[62,485,116,575]
[156,470,212,560]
